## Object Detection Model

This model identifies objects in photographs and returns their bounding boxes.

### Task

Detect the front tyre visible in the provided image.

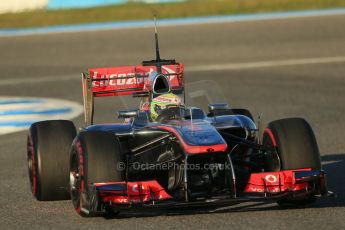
[262,118,321,207]
[70,131,124,217]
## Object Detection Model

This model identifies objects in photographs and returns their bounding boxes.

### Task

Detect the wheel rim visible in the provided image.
[27,135,37,196]
[70,148,81,210]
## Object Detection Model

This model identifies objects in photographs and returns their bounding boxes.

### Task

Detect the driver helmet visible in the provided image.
[150,93,182,121]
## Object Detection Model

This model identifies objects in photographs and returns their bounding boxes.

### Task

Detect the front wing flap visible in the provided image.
[244,169,328,196]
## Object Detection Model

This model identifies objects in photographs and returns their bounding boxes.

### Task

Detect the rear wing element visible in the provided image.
[82,63,184,126]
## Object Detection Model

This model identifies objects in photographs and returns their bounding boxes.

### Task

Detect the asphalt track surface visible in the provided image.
[1,14,345,229]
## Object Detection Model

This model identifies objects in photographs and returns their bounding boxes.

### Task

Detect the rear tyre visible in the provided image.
[70,131,124,217]
[27,120,76,201]
[262,118,321,207]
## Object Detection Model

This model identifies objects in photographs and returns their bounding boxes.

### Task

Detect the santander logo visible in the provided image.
[92,66,177,87]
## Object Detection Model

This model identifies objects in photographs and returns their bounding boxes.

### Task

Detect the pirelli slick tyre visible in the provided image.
[70,131,124,217]
[27,120,76,201]
[262,117,321,207]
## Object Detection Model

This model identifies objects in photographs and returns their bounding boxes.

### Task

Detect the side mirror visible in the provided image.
[208,103,229,112]
[118,109,138,119]
[208,103,231,117]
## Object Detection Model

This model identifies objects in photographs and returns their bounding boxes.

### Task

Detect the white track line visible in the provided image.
[187,56,345,72]
[0,74,76,86]
[1,56,345,86]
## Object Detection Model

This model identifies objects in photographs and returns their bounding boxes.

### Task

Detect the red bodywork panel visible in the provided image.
[244,169,311,193]
[88,64,183,97]
[95,180,172,204]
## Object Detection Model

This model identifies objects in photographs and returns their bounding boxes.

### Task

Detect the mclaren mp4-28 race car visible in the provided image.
[27,31,332,217]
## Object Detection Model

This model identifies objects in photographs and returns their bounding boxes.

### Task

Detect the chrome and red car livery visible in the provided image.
[27,30,332,217]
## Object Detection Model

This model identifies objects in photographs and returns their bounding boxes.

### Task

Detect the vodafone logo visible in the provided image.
[131,184,145,193]
[265,174,278,183]
[115,198,129,203]
[250,186,280,193]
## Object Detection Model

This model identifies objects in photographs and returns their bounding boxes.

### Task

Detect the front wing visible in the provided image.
[82,169,330,214]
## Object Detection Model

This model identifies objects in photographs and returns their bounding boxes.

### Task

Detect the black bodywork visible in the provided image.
[81,106,329,214]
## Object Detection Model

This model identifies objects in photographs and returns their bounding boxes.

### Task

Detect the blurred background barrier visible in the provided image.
[0,0,47,14]
[0,0,186,13]
[47,0,127,9]
[1,0,345,29]
[47,0,186,10]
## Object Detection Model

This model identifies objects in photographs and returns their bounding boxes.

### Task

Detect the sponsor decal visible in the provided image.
[92,72,149,87]
[249,186,281,193]
[91,66,177,87]
[265,174,278,183]
[131,184,146,193]
[0,97,83,135]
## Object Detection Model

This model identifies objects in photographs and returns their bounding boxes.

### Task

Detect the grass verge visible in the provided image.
[1,0,345,29]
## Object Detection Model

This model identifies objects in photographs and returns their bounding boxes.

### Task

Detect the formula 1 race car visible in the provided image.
[27,28,331,217]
